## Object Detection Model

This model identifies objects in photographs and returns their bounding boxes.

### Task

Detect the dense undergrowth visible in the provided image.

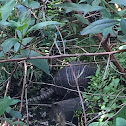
[0,0,126,126]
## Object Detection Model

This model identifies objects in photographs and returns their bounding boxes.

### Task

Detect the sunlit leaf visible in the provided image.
[27,21,61,32]
[119,45,126,51]
[16,23,28,31]
[81,19,119,35]
[1,0,16,21]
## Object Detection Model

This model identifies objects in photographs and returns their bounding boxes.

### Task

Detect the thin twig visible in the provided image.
[103,54,110,80]
[18,61,27,124]
[0,50,121,63]
[4,63,18,97]
[69,64,87,126]
[24,61,29,126]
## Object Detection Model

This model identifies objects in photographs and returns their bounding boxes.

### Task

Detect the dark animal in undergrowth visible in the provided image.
[49,97,81,126]
[53,63,97,97]
[26,62,97,102]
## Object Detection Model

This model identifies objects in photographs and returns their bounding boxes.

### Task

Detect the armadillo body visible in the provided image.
[53,63,97,95]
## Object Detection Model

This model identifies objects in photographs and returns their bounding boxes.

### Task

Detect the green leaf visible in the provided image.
[92,0,101,6]
[16,23,28,31]
[14,37,33,52]
[13,121,27,126]
[89,122,109,126]
[117,35,126,42]
[56,3,103,15]
[1,0,16,21]
[111,106,126,126]
[6,106,12,113]
[27,21,61,32]
[116,117,126,126]
[9,109,22,119]
[81,19,119,35]
[102,26,113,37]
[0,96,12,116]
[0,20,18,27]
[14,42,20,52]
[101,8,111,18]
[75,14,89,24]
[55,3,87,12]
[118,9,126,17]
[109,0,126,6]
[84,4,103,15]
[120,19,126,35]
[29,1,40,9]
[20,50,50,74]
[1,38,19,53]
[22,37,33,45]
[10,99,20,105]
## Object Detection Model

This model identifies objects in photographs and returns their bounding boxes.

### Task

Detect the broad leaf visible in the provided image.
[1,0,16,21]
[27,21,61,32]
[116,117,126,126]
[92,0,101,6]
[120,19,126,35]
[109,0,126,6]
[84,4,103,15]
[16,23,28,31]
[56,3,103,15]
[10,99,20,105]
[55,3,87,12]
[1,38,19,53]
[81,19,119,35]
[0,96,12,116]
[29,1,40,9]
[118,9,126,16]
[101,8,111,18]
[9,109,22,119]
[14,37,33,52]
[20,50,50,74]
[0,20,18,27]
[118,35,126,42]
[16,5,27,14]
[22,37,33,45]
[75,14,89,24]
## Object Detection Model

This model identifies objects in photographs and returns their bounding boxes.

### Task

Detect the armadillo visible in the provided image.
[53,63,97,95]
[26,63,97,102]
